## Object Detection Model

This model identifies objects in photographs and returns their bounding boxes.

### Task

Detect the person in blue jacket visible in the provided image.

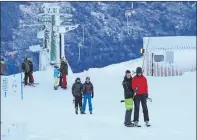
[54,65,60,90]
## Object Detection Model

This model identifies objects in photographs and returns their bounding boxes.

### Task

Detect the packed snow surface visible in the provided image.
[1,58,196,140]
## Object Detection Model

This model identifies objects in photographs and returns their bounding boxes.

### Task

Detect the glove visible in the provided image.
[92,92,94,98]
[145,94,148,99]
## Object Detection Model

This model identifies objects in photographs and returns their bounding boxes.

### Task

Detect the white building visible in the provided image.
[142,36,196,76]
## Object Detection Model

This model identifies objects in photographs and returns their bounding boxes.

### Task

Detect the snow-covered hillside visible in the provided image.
[1,58,196,140]
[1,2,196,75]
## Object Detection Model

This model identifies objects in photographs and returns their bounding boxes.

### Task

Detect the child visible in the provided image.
[54,65,60,90]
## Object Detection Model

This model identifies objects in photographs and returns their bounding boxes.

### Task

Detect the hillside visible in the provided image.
[1,2,196,75]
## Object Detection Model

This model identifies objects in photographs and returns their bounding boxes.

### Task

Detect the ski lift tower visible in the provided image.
[125,2,136,35]
[37,3,79,69]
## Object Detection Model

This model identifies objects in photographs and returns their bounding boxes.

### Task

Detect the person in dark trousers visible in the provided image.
[1,57,6,75]
[22,58,31,85]
[72,77,83,114]
[28,58,34,84]
[132,67,150,127]
[122,70,134,127]
[60,57,68,89]
[81,77,94,114]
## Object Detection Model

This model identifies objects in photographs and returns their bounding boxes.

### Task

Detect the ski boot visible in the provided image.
[80,108,83,114]
[124,122,134,127]
[134,121,141,127]
[90,112,92,114]
[75,107,78,115]
[54,86,58,90]
[145,121,151,127]
[81,112,86,114]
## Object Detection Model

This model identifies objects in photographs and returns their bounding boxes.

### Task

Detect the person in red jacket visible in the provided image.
[132,67,150,127]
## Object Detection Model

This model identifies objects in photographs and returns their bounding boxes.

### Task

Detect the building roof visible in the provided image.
[143,36,196,50]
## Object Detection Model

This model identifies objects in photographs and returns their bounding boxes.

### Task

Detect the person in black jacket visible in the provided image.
[28,58,34,84]
[122,70,134,126]
[72,77,83,114]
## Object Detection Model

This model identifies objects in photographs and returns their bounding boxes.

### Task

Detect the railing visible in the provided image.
[145,62,196,76]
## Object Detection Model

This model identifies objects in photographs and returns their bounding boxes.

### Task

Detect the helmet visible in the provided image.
[136,67,142,74]
[54,64,59,68]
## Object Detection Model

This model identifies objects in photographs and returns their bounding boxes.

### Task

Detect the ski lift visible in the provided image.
[125,2,136,18]
[125,8,136,18]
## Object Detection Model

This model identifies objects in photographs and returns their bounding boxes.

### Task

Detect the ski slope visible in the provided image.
[1,58,196,140]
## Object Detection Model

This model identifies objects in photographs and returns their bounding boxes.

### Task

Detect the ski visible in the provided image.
[145,124,151,127]
[22,82,39,85]
[125,124,141,127]
[24,83,37,87]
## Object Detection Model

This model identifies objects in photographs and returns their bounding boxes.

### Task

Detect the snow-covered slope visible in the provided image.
[1,58,196,140]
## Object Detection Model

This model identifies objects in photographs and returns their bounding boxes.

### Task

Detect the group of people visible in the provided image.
[72,77,94,114]
[20,56,149,124]
[54,57,68,90]
[53,57,94,115]
[122,67,150,127]
[22,57,34,85]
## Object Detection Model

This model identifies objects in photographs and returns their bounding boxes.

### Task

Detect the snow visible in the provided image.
[29,45,42,52]
[1,58,196,140]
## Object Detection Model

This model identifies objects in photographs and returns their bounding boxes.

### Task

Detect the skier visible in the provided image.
[122,70,134,127]
[72,77,83,114]
[60,57,68,89]
[28,58,34,84]
[1,57,6,75]
[54,65,60,90]
[132,67,150,127]
[22,57,31,85]
[81,77,94,114]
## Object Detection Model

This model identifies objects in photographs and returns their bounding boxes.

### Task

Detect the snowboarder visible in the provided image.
[81,77,94,114]
[72,77,83,114]
[132,67,150,127]
[122,70,134,127]
[22,57,31,85]
[54,65,60,90]
[60,57,68,89]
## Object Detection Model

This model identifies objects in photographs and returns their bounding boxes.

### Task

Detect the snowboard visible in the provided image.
[121,98,134,110]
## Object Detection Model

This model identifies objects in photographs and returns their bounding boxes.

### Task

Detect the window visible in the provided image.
[154,55,164,62]
[53,8,57,13]
[165,51,174,63]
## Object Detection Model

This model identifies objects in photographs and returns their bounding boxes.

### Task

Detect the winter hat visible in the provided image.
[54,65,59,68]
[136,67,142,74]
[76,77,81,81]
[28,58,33,61]
[86,77,90,80]
[61,57,64,61]
[125,70,131,74]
